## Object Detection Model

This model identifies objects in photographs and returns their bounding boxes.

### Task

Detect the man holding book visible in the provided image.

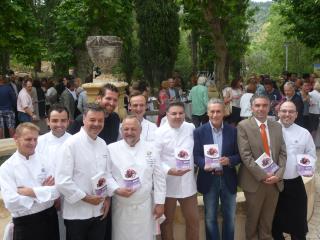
[107,115,166,239]
[55,103,117,240]
[237,94,287,240]
[193,98,240,240]
[272,101,316,240]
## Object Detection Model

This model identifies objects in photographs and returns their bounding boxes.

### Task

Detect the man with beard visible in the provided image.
[68,83,120,144]
[55,103,117,240]
[272,101,316,240]
[36,104,71,240]
[108,115,166,239]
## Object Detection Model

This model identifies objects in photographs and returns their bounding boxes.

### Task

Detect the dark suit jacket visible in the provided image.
[166,88,180,100]
[237,117,287,192]
[290,93,304,127]
[60,89,75,120]
[194,122,241,194]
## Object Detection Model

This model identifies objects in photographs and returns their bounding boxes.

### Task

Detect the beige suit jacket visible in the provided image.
[237,117,287,192]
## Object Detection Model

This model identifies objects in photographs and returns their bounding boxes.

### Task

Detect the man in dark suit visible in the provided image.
[194,98,241,240]
[237,94,287,240]
[60,79,76,120]
[284,81,304,126]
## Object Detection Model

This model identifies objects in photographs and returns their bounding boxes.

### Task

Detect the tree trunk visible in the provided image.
[230,58,241,80]
[74,48,93,82]
[0,50,10,75]
[190,28,198,74]
[202,1,228,93]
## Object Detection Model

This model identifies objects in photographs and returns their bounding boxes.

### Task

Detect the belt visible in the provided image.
[212,170,223,176]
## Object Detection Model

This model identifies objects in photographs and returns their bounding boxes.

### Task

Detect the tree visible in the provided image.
[50,0,135,79]
[181,0,252,90]
[0,0,43,74]
[276,0,320,50]
[134,0,180,87]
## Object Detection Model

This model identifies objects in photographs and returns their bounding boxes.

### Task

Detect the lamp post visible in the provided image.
[284,41,291,71]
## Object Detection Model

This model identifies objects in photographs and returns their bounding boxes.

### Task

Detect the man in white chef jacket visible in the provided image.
[55,103,117,240]
[108,115,166,239]
[272,101,317,240]
[155,101,199,240]
[128,92,157,142]
[36,104,71,240]
[0,122,60,240]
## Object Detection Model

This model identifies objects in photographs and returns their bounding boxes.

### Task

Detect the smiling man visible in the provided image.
[272,101,316,240]
[0,123,60,240]
[55,103,117,240]
[155,101,199,240]
[36,104,71,240]
[68,83,120,144]
[128,92,157,142]
[237,94,287,240]
[108,115,165,239]
[193,98,240,240]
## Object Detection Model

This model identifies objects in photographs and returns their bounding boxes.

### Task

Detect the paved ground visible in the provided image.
[307,150,320,240]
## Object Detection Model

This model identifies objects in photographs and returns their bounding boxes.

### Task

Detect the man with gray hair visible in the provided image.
[194,98,240,240]
[108,115,166,239]
[189,76,209,127]
[283,81,304,126]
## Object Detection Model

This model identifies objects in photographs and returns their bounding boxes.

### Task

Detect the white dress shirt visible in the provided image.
[154,121,197,198]
[37,131,71,174]
[17,88,33,113]
[55,128,118,220]
[240,93,253,117]
[0,151,59,217]
[309,90,320,114]
[280,122,316,179]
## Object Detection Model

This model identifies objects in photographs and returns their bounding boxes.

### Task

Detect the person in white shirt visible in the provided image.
[108,115,166,239]
[36,104,71,240]
[0,122,60,240]
[55,103,117,240]
[155,102,199,240]
[17,79,37,122]
[240,83,256,119]
[272,101,316,240]
[128,92,157,142]
[308,80,320,139]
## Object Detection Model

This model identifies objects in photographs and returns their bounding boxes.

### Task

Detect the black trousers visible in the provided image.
[13,206,59,240]
[64,216,107,240]
[192,113,209,128]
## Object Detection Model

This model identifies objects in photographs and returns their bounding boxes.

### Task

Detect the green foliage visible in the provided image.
[135,0,180,87]
[245,3,314,76]
[276,0,320,49]
[49,0,135,77]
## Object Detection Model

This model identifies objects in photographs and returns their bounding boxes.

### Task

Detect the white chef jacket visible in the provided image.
[280,122,316,179]
[55,127,118,220]
[108,139,166,240]
[36,131,71,175]
[0,151,59,217]
[108,139,166,204]
[154,121,197,198]
[141,118,157,142]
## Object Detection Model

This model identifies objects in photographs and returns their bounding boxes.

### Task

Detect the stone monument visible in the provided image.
[82,36,127,119]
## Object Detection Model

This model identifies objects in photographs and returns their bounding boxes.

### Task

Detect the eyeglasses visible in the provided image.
[279,109,297,114]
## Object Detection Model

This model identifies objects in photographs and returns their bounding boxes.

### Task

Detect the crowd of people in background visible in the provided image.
[0,69,319,240]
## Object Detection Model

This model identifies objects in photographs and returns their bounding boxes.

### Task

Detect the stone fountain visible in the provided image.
[82,36,128,119]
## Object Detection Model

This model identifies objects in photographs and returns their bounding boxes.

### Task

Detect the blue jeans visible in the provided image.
[18,111,32,123]
[203,176,236,240]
